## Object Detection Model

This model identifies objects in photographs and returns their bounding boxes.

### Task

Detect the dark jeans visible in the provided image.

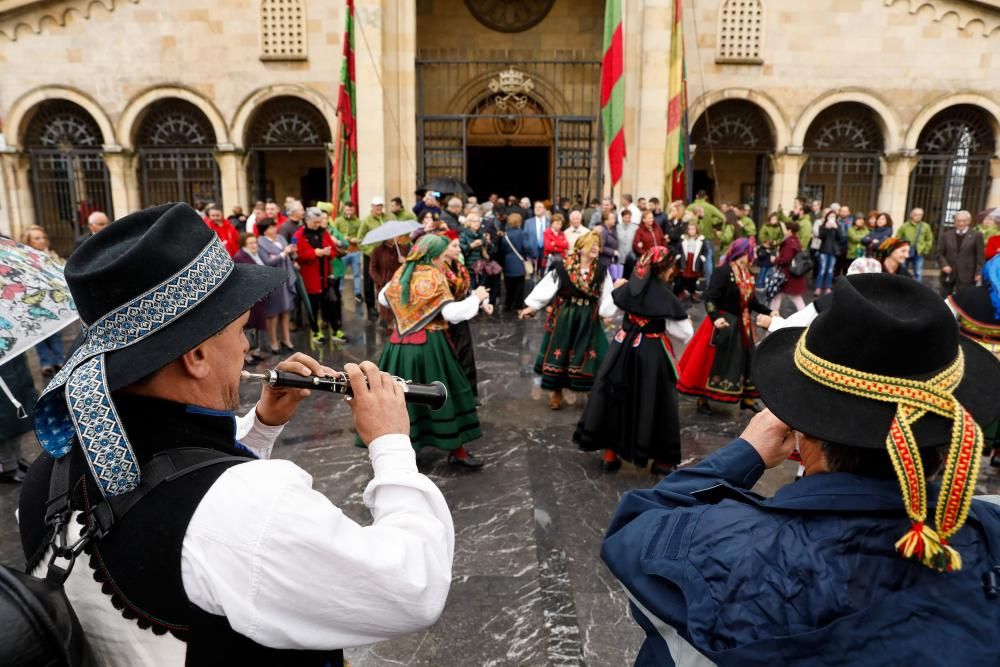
[504,275,526,311]
[674,275,700,295]
[308,279,342,333]
[363,255,376,309]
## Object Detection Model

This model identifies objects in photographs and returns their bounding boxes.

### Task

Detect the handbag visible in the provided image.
[473,259,503,277]
[504,234,534,277]
[788,250,814,277]
[763,269,787,301]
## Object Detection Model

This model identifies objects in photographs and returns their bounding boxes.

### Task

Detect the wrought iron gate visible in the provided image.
[907,155,991,231]
[416,50,603,200]
[799,153,882,212]
[29,149,113,256]
[139,148,220,207]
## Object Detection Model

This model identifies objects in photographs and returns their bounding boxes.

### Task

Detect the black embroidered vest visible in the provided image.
[19,394,344,666]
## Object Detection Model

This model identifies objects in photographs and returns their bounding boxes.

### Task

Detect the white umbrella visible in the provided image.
[361,220,421,246]
[0,238,79,415]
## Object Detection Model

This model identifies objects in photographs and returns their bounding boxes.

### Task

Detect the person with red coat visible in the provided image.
[769,221,807,313]
[204,203,239,256]
[542,213,570,271]
[293,207,344,344]
[632,210,666,257]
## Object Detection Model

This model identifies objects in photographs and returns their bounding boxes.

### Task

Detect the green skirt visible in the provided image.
[358,330,481,451]
[534,300,608,392]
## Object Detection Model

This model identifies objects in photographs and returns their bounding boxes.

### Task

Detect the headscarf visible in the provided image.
[574,230,601,256]
[877,236,909,259]
[399,234,448,305]
[630,245,676,297]
[723,236,755,264]
[846,257,882,275]
[984,255,1000,320]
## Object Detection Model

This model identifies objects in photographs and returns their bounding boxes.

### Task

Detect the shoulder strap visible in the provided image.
[91,448,248,538]
[504,233,526,262]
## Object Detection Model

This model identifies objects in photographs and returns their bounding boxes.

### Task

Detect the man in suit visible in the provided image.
[440,197,464,232]
[937,209,984,294]
[524,200,550,274]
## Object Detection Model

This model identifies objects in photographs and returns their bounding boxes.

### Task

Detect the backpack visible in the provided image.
[0,448,244,666]
[789,250,814,277]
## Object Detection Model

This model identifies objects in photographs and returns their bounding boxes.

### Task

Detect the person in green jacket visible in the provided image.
[330,201,363,302]
[691,191,724,239]
[357,197,391,317]
[779,198,813,251]
[846,216,869,261]
[389,196,417,221]
[756,212,784,288]
[736,204,757,239]
[713,218,736,257]
[897,207,934,280]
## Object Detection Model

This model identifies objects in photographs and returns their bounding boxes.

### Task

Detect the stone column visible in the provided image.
[0,149,19,238]
[102,147,133,218]
[878,152,917,231]
[988,158,1000,209]
[631,0,671,199]
[1,150,36,237]
[216,146,246,212]
[354,0,386,207]
[381,0,417,202]
[769,150,806,212]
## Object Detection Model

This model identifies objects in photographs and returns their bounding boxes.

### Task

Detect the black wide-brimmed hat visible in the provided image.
[34,203,286,497]
[754,274,1000,449]
[756,274,1000,572]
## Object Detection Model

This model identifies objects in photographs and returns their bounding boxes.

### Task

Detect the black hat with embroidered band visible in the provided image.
[33,203,286,498]
[754,273,1000,572]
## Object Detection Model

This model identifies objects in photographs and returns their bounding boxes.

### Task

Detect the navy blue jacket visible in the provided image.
[499,228,533,277]
[602,439,1000,666]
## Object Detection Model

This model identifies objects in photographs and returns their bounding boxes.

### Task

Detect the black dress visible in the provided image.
[574,276,689,466]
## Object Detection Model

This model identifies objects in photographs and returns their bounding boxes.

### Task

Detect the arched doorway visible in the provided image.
[800,102,884,212]
[465,98,553,202]
[135,98,221,207]
[24,100,114,256]
[691,100,774,221]
[907,105,995,231]
[245,96,332,204]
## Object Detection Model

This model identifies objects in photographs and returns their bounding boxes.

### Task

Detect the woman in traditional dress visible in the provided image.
[376,234,490,467]
[677,237,776,415]
[442,230,493,398]
[574,246,693,474]
[947,236,1000,466]
[518,232,619,410]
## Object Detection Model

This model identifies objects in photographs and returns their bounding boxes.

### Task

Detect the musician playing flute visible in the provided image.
[374,233,491,468]
[19,204,454,665]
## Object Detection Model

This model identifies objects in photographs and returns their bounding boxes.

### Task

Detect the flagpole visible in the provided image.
[330,110,344,218]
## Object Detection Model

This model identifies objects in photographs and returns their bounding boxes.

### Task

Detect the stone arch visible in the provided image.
[688,88,790,149]
[231,84,337,150]
[118,86,229,150]
[792,89,902,153]
[905,93,1000,154]
[4,85,115,148]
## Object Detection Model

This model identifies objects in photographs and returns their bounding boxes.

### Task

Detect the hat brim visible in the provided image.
[67,263,287,392]
[753,326,1000,448]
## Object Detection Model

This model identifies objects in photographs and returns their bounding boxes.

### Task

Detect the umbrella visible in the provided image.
[0,237,79,415]
[419,176,474,196]
[361,220,421,246]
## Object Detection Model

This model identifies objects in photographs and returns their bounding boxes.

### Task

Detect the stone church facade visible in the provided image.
[1,0,999,254]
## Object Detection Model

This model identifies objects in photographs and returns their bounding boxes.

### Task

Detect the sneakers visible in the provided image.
[331,330,348,343]
[311,332,326,344]
[355,293,363,304]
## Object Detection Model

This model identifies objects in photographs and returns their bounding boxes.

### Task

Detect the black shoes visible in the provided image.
[448,452,484,469]
[696,399,714,415]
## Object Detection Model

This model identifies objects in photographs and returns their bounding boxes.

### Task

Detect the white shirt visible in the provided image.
[30,408,454,664]
[524,268,618,319]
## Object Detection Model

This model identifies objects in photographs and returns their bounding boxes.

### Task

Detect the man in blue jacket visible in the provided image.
[603,274,1000,666]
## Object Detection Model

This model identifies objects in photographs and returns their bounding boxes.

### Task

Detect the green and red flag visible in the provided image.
[600,0,625,187]
[334,0,358,209]
[666,0,688,201]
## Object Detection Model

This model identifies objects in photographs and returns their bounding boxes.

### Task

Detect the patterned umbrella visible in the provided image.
[0,237,78,367]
